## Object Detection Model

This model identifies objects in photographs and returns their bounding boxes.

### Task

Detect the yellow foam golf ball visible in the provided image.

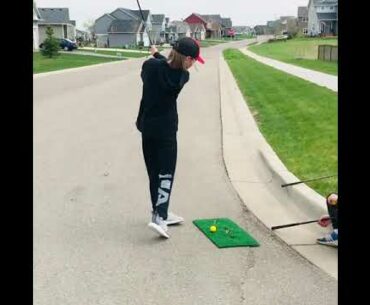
[210,225,217,232]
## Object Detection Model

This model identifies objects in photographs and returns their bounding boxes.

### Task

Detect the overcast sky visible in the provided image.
[35,0,309,29]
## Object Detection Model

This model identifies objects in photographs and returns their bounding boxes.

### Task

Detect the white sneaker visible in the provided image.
[148,213,169,238]
[165,212,184,225]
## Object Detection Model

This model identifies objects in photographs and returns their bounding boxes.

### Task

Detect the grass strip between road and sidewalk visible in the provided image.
[33,52,125,74]
[223,48,337,196]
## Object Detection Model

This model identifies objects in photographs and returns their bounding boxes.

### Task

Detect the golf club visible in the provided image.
[281,174,337,188]
[271,219,319,230]
[136,0,153,48]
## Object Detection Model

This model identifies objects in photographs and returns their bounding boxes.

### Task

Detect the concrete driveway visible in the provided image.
[34,40,337,305]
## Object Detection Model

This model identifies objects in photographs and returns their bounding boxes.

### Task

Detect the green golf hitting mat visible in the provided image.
[193,218,260,248]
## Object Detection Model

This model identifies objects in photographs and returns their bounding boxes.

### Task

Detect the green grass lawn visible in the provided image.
[76,49,149,58]
[199,39,228,48]
[223,49,337,196]
[33,52,124,74]
[249,37,338,75]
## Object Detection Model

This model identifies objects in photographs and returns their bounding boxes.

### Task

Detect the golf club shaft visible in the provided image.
[271,219,318,230]
[281,174,337,188]
[136,0,153,46]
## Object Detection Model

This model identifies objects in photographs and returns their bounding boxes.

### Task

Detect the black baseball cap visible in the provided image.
[172,37,205,64]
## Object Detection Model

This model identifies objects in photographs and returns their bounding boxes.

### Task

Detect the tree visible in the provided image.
[287,19,299,37]
[82,19,96,46]
[40,27,60,58]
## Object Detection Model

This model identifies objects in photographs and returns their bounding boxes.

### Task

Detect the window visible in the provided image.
[303,28,308,34]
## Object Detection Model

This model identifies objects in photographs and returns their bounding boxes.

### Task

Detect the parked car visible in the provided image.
[60,38,78,51]
[39,38,78,51]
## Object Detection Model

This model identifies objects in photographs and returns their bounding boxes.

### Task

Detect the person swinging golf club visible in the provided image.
[136,37,205,238]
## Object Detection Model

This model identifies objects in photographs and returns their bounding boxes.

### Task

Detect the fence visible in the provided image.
[318,45,338,62]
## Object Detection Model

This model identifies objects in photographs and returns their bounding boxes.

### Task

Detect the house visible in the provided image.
[279,16,298,34]
[254,25,268,35]
[108,19,149,48]
[33,2,42,50]
[221,18,234,37]
[94,8,152,47]
[94,13,116,47]
[184,13,222,39]
[189,23,206,40]
[266,20,280,34]
[164,17,171,42]
[75,29,91,43]
[151,14,166,44]
[37,8,76,44]
[307,0,338,36]
[297,6,309,35]
[167,21,191,43]
[201,15,224,38]
[233,26,254,36]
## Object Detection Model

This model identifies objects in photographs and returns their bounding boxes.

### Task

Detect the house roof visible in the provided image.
[151,14,165,24]
[280,16,296,21]
[114,8,140,20]
[201,14,223,25]
[267,20,279,27]
[129,9,150,22]
[317,12,337,20]
[221,18,232,28]
[108,19,143,33]
[314,0,338,4]
[191,13,207,23]
[113,8,150,22]
[38,8,72,24]
[168,21,190,33]
[76,29,88,34]
[95,13,116,23]
[298,7,308,17]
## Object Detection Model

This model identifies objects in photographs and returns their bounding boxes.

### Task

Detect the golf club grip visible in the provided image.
[271,220,318,230]
[281,174,337,188]
[281,181,303,187]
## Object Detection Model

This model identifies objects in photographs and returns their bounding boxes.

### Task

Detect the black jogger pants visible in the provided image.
[142,134,177,220]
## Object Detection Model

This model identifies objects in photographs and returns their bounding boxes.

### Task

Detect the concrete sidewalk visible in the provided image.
[219,54,337,279]
[240,47,338,92]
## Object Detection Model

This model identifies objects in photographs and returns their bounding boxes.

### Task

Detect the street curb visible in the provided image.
[219,52,337,279]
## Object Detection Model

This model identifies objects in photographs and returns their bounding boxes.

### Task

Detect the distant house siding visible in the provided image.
[108,33,137,47]
[151,23,162,44]
[95,15,114,35]
[33,23,39,50]
[38,25,64,42]
[96,34,108,47]
[308,3,319,35]
[67,24,76,40]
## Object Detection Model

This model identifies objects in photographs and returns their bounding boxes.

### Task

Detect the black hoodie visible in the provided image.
[136,52,190,138]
